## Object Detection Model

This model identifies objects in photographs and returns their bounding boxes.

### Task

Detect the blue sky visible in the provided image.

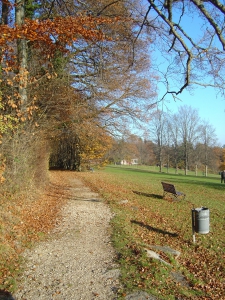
[161,87,225,147]
[145,3,225,147]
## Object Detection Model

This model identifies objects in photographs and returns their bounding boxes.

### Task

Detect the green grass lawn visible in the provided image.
[78,165,225,300]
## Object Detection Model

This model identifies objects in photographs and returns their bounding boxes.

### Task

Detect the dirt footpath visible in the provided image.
[13,174,121,300]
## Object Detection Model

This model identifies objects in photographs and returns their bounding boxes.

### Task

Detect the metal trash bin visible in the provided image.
[192,207,210,234]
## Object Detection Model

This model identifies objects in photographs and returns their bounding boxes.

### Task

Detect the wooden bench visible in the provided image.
[161,182,186,200]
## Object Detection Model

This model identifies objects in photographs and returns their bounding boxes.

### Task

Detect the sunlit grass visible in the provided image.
[79,165,225,300]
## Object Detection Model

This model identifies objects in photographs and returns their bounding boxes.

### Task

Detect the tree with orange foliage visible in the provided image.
[0,0,126,183]
[219,148,225,171]
[25,0,156,171]
[1,0,159,182]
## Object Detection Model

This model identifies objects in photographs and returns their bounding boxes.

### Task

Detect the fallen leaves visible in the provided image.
[78,170,225,299]
[0,171,73,291]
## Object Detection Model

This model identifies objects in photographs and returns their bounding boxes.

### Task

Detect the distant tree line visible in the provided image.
[106,105,224,176]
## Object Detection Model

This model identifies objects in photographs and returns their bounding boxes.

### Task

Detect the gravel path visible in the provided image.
[13,177,121,300]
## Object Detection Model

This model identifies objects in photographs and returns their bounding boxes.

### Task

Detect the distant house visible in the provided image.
[121,158,138,165]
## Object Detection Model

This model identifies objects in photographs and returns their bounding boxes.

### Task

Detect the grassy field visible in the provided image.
[78,165,225,300]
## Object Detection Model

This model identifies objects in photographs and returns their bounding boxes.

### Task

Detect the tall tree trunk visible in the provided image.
[1,0,9,24]
[205,165,208,177]
[167,154,169,173]
[158,140,162,173]
[204,143,208,177]
[15,0,28,110]
[1,0,9,84]
[184,140,188,175]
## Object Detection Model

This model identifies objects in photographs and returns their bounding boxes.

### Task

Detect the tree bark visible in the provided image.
[15,0,28,110]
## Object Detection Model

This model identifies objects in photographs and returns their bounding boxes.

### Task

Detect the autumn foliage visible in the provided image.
[219,148,225,170]
[0,2,131,292]
[0,5,124,178]
[1,0,225,296]
[1,15,117,51]
[0,0,154,291]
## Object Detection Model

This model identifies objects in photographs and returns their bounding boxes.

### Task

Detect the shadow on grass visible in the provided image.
[108,166,223,191]
[0,290,15,300]
[133,190,162,199]
[131,220,178,237]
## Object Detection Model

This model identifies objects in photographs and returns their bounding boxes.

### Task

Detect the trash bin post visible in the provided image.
[191,208,196,243]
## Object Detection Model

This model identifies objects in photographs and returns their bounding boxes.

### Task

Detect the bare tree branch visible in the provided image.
[147,0,193,95]
[191,0,225,50]
[144,0,225,98]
